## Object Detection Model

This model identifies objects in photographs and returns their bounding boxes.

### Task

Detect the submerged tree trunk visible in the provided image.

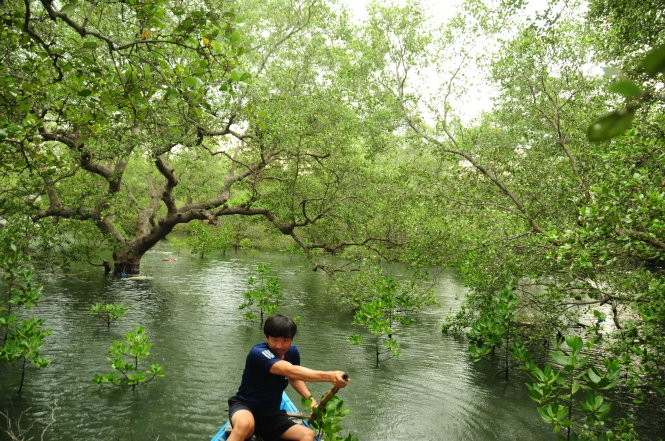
[112,245,147,276]
[112,257,142,276]
[112,235,166,276]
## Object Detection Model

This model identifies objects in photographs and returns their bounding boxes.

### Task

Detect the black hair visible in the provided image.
[264,314,297,339]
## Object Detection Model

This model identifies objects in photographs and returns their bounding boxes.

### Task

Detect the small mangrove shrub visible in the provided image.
[91,302,127,329]
[239,264,283,327]
[238,237,253,251]
[350,298,402,365]
[304,395,358,441]
[512,335,634,441]
[0,239,52,395]
[463,287,523,380]
[336,267,435,366]
[94,325,164,391]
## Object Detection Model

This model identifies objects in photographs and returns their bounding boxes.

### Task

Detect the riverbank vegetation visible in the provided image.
[0,239,51,395]
[1,0,663,439]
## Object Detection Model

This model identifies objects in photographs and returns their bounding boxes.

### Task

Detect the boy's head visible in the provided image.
[264,314,297,339]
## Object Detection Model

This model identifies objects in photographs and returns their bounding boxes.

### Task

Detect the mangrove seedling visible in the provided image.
[91,302,127,329]
[239,264,283,327]
[0,240,52,395]
[94,325,164,391]
[341,270,435,366]
[305,395,358,441]
[466,287,521,380]
[513,335,625,441]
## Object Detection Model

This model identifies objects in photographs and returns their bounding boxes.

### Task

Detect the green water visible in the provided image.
[1,243,554,440]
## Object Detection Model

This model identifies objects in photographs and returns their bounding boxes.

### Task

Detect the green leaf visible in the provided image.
[6,124,21,135]
[61,0,78,15]
[551,351,569,366]
[83,41,99,49]
[571,380,581,395]
[183,76,204,89]
[78,89,93,97]
[565,336,583,354]
[587,109,636,142]
[587,367,602,384]
[642,44,665,76]
[228,31,241,44]
[608,80,641,98]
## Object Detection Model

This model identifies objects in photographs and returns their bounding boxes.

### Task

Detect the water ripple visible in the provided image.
[1,250,552,441]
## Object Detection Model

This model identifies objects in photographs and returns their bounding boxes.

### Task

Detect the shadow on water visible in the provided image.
[4,242,654,440]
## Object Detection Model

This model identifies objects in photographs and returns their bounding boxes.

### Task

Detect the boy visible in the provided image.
[227,315,349,441]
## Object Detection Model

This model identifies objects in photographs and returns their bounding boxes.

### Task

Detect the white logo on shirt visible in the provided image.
[261,349,275,359]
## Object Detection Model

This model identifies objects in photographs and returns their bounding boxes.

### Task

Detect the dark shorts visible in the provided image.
[228,396,297,441]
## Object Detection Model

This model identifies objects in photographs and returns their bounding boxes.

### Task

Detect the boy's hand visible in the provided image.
[332,371,349,388]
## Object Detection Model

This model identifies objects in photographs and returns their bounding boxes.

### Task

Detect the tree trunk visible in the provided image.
[112,251,143,276]
[111,223,176,276]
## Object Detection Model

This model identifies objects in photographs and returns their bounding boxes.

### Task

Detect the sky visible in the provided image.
[339,0,493,122]
[336,0,559,123]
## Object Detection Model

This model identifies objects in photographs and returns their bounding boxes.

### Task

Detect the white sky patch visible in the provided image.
[338,0,565,123]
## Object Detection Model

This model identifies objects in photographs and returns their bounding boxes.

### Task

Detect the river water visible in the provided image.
[1,243,554,440]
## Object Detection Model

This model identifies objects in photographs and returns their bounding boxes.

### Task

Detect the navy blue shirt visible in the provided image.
[236,342,300,409]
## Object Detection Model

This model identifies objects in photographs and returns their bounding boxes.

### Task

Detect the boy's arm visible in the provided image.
[270,360,348,388]
[289,378,317,407]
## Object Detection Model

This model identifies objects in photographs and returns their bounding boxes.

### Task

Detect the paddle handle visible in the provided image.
[315,373,350,411]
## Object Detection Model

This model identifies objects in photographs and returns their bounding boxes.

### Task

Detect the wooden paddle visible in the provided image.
[308,373,350,423]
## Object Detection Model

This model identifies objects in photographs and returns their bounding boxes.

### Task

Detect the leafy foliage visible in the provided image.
[91,303,128,330]
[335,267,436,366]
[0,238,51,395]
[93,326,164,392]
[239,264,283,327]
[183,221,233,258]
[513,336,635,441]
[0,0,411,277]
[304,395,358,441]
[361,0,663,437]
[587,44,665,142]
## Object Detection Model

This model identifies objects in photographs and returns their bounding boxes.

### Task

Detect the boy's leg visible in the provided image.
[228,409,255,441]
[278,424,316,441]
[228,396,255,441]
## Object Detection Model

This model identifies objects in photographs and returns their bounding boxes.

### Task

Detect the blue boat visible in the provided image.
[211,392,314,441]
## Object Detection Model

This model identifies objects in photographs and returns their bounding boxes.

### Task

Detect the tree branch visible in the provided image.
[400,103,546,235]
[22,0,63,81]
[154,154,179,214]
[616,228,665,252]
[255,0,318,75]
[38,0,202,53]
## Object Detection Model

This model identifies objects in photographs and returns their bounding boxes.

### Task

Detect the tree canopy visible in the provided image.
[1,0,411,274]
[1,0,664,436]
